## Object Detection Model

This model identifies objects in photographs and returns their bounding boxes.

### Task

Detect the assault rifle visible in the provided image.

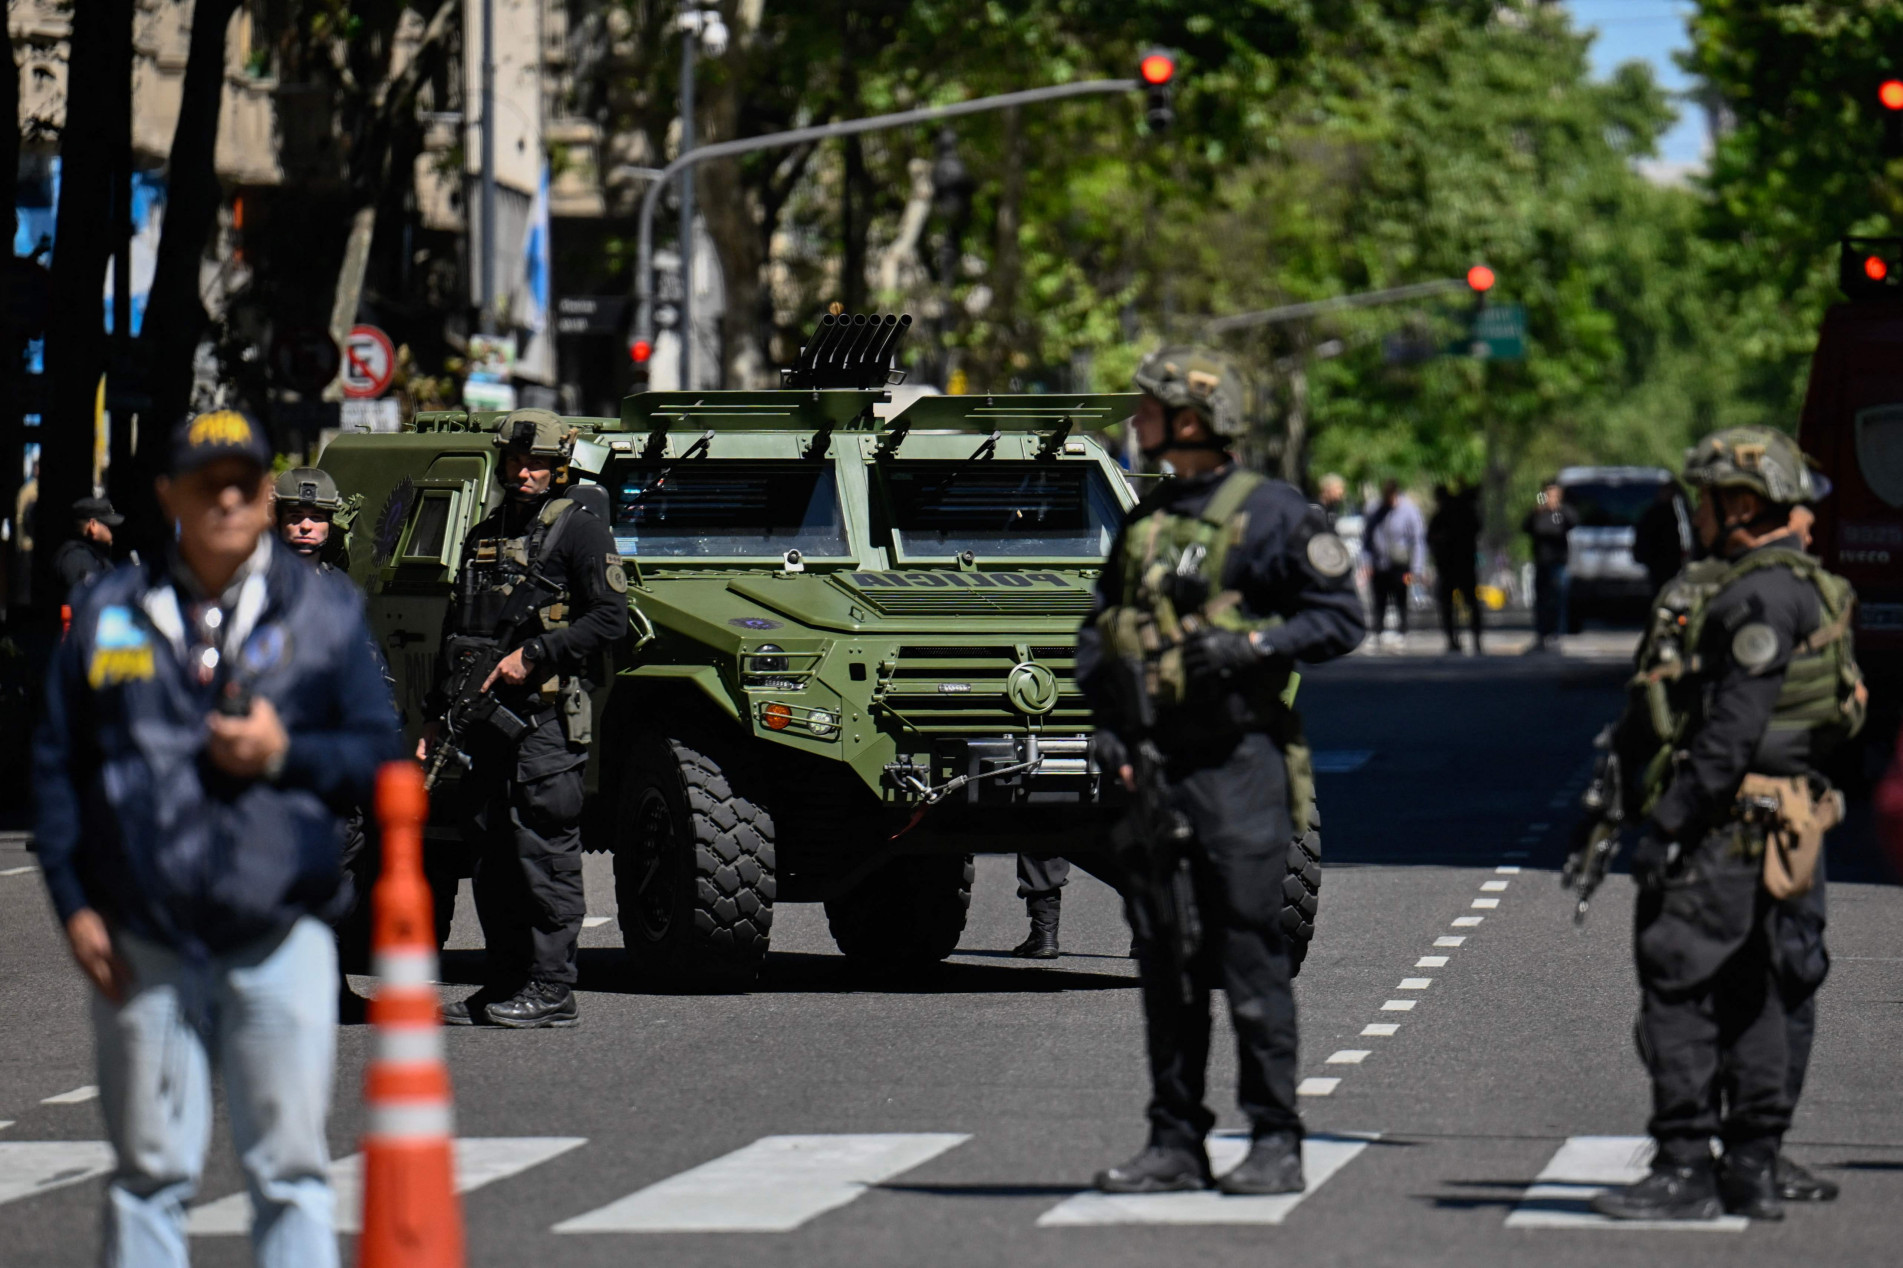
[1560,724,1625,924]
[421,565,563,791]
[1105,654,1203,1006]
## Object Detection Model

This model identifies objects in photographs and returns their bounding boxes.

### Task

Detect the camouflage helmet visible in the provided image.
[1682,426,1820,505]
[494,408,575,459]
[1132,345,1244,438]
[274,466,342,512]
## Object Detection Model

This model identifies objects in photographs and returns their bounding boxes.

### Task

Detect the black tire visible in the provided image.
[614,731,775,987]
[825,853,974,967]
[1282,811,1322,977]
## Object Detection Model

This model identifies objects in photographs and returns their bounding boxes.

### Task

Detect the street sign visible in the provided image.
[1468,304,1526,361]
[341,325,397,399]
[270,326,341,395]
[556,295,630,336]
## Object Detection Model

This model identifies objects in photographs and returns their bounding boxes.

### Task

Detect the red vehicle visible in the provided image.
[1797,238,1903,735]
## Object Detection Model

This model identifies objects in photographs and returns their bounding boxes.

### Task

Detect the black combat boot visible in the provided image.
[1589,1160,1722,1221]
[1776,1153,1839,1202]
[1719,1142,1785,1220]
[1013,894,1061,959]
[1094,1142,1213,1194]
[486,980,580,1029]
[442,982,509,1026]
[1218,1131,1305,1196]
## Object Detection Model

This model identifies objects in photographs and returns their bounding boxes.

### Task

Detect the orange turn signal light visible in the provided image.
[762,702,793,731]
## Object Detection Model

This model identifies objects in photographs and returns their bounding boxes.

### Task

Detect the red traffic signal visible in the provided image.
[629,339,652,364]
[1867,254,1890,282]
[1466,264,1496,293]
[1881,79,1903,111]
[1139,51,1176,86]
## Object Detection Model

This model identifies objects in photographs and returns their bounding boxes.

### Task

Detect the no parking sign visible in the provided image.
[341,325,397,399]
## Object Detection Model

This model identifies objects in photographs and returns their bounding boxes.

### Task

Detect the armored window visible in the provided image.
[879,463,1122,560]
[403,492,454,562]
[610,461,849,558]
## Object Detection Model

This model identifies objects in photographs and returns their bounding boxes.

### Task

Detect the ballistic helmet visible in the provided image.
[1682,426,1820,506]
[274,466,342,512]
[1132,345,1244,438]
[493,408,575,459]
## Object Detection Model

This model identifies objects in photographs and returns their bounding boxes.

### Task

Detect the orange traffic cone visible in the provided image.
[358,761,465,1268]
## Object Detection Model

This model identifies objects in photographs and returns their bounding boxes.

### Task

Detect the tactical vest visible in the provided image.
[1093,468,1314,829]
[459,496,579,644]
[1630,547,1865,811]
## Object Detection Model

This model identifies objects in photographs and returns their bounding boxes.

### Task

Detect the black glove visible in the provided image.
[1630,826,1680,887]
[1091,730,1130,778]
[1180,628,1260,688]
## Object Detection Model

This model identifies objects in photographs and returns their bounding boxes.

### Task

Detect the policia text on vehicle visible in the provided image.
[1077,347,1364,1196]
[416,410,630,1029]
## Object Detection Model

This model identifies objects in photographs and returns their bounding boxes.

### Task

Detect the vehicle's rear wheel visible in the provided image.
[614,731,775,988]
[1283,806,1322,977]
[824,853,974,968]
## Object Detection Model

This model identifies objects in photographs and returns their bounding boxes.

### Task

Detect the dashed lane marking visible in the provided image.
[1398,978,1432,990]
[0,1141,117,1208]
[190,1137,587,1235]
[1415,956,1448,968]
[1380,1000,1416,1011]
[40,1086,97,1105]
[1496,866,1522,875]
[1325,1051,1370,1065]
[1361,1024,1399,1037]
[1434,936,1466,947]
[1452,916,1484,927]
[0,1123,10,1133]
[553,1133,968,1234]
[1471,898,1500,909]
[582,916,612,929]
[1036,1133,1377,1226]
[1481,880,1510,892]
[1297,1078,1341,1096]
[0,866,38,878]
[1504,1137,1747,1231]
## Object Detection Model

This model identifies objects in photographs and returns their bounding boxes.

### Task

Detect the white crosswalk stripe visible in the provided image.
[0,1142,117,1208]
[1036,1132,1377,1227]
[553,1133,969,1234]
[1504,1136,1747,1231]
[188,1136,586,1235]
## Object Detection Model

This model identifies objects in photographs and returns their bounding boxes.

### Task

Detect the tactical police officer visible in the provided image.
[420,410,629,1028]
[1591,427,1863,1222]
[275,466,345,566]
[1076,347,1364,1195]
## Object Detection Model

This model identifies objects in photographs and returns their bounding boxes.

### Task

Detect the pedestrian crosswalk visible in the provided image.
[0,1132,1779,1233]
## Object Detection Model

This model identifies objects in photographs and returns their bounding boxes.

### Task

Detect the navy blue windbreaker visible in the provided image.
[33,538,402,956]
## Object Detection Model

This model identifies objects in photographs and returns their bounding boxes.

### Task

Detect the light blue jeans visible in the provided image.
[93,915,338,1268]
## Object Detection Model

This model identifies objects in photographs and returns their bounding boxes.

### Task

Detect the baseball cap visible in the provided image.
[71,496,124,526]
[169,409,271,476]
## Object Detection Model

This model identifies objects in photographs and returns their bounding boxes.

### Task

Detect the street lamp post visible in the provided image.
[674,6,728,390]
[479,0,496,334]
[630,78,1141,378]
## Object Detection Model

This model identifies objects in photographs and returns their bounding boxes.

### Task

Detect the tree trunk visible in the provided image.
[1,35,22,616]
[841,134,869,314]
[976,105,1024,392]
[130,0,240,558]
[37,0,133,610]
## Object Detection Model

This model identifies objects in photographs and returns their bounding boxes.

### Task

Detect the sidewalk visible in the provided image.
[1356,609,1640,663]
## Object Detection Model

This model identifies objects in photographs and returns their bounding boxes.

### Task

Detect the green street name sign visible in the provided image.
[1466,303,1526,361]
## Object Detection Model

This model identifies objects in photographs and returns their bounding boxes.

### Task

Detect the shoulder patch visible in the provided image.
[1731,622,1781,673]
[605,557,628,594]
[1305,532,1354,578]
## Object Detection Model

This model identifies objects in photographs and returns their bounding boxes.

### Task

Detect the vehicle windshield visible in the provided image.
[609,460,850,558]
[1563,480,1670,528]
[878,461,1122,559]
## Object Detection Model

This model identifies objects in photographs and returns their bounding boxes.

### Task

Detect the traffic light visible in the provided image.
[1882,79,1903,158]
[629,338,652,364]
[1139,48,1175,132]
[1840,237,1901,300]
[1466,264,1496,294]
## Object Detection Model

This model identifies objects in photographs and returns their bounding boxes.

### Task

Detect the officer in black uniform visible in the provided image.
[51,496,123,601]
[1592,427,1863,1222]
[275,466,345,566]
[422,410,629,1028]
[1077,347,1364,1195]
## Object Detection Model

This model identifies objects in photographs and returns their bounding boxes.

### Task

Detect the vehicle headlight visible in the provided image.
[806,709,838,738]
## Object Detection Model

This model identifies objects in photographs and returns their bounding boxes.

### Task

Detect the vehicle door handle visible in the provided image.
[388,630,429,648]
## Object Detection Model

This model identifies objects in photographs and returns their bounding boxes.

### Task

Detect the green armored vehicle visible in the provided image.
[320,316,1137,985]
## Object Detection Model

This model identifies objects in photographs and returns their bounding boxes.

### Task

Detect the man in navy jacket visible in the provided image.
[34,410,401,1267]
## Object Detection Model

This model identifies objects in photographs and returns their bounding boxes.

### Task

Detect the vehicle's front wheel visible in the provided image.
[824,853,974,969]
[614,731,776,988]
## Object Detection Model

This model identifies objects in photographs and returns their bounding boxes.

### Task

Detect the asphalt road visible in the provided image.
[4,633,1901,1267]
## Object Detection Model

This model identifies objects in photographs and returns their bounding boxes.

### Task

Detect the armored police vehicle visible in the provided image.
[321,316,1136,985]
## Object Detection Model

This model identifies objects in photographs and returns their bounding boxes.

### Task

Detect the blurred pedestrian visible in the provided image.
[1362,479,1425,648]
[33,410,402,1267]
[1634,481,1688,596]
[1427,483,1484,654]
[1316,473,1347,529]
[1521,478,1578,651]
[52,495,123,603]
